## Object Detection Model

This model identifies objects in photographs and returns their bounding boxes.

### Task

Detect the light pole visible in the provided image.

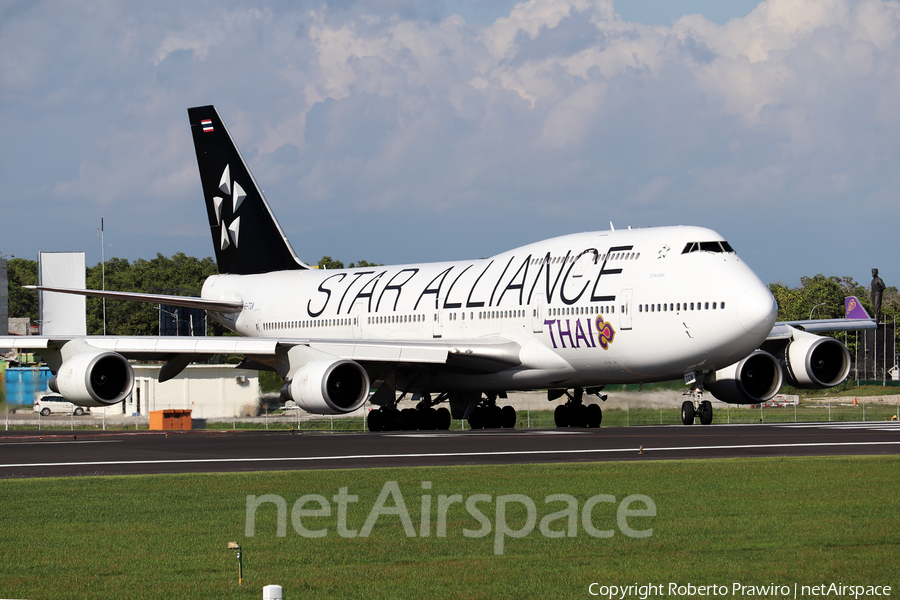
[99,218,106,335]
[809,302,826,320]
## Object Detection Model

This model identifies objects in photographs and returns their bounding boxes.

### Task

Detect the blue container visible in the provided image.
[3,366,53,406]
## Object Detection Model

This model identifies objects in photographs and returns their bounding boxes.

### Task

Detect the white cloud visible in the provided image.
[1,0,899,284]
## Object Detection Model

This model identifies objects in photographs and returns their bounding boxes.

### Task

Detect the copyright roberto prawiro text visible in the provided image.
[588,582,892,599]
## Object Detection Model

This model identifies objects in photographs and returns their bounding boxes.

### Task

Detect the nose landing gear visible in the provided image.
[681,388,713,425]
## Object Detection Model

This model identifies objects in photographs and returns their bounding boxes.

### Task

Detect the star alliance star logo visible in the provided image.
[657,245,670,259]
[212,164,246,251]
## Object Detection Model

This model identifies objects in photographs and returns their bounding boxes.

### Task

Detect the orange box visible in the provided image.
[150,409,193,431]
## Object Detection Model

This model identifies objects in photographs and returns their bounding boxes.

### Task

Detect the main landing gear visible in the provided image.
[552,387,604,428]
[367,392,452,432]
[466,393,517,430]
[681,388,713,425]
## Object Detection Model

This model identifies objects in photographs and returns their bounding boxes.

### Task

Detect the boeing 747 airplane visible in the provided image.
[1,106,876,430]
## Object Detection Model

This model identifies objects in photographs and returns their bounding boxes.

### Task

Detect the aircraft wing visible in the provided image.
[768,318,876,339]
[767,295,876,340]
[0,335,522,374]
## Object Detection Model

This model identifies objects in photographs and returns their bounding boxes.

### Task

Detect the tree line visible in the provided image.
[770,274,898,324]
[6,254,382,336]
[6,254,896,337]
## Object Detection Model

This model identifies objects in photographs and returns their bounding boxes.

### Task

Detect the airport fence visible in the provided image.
[4,400,899,432]
[204,400,900,431]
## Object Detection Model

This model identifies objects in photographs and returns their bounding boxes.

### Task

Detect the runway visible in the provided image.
[1,422,898,478]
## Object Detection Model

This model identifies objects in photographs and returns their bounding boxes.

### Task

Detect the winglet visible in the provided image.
[845,296,870,319]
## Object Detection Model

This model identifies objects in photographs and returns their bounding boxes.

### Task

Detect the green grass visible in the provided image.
[0,457,898,599]
[809,383,900,398]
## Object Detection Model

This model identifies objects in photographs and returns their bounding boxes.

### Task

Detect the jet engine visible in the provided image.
[783,332,851,389]
[282,358,370,415]
[705,350,783,405]
[49,351,135,406]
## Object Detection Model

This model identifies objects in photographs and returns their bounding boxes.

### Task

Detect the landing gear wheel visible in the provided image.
[400,408,418,430]
[468,407,484,430]
[554,405,569,427]
[368,409,383,432]
[570,404,588,428]
[586,403,602,428]
[487,405,503,429]
[699,400,713,425]
[382,408,401,431]
[681,401,695,425]
[500,405,517,428]
[435,407,452,430]
[418,407,437,430]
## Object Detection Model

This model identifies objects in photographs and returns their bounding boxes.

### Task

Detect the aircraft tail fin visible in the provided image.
[187,105,307,275]
[845,296,871,319]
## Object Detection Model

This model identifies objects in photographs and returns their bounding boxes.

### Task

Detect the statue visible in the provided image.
[871,268,885,323]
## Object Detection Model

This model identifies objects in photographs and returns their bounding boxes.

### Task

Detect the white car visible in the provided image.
[33,395,89,416]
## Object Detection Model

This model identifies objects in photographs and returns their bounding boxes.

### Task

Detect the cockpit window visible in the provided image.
[681,241,736,254]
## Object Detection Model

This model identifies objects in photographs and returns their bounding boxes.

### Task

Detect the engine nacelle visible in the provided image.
[50,351,134,407]
[282,358,370,415]
[784,334,851,389]
[705,350,783,405]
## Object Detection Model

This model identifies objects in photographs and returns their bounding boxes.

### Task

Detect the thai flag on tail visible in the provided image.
[201,119,214,133]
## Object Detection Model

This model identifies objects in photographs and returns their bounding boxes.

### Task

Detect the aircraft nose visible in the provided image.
[738,285,778,336]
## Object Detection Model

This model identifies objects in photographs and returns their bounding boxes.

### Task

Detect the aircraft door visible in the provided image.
[352,301,364,339]
[620,289,633,330]
[532,293,545,333]
[433,298,443,338]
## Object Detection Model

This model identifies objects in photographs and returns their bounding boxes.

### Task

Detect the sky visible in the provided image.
[1,0,898,290]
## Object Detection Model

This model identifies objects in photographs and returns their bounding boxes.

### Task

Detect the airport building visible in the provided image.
[1,361,260,419]
[99,364,260,419]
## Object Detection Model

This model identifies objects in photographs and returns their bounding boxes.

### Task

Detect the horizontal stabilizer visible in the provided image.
[25,286,243,313]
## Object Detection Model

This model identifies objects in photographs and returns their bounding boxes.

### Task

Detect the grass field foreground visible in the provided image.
[0,457,898,599]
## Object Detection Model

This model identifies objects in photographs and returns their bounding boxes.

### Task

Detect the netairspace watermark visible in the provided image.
[244,480,656,555]
[587,582,892,599]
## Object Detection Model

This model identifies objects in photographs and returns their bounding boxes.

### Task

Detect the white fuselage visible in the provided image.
[201,226,778,392]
